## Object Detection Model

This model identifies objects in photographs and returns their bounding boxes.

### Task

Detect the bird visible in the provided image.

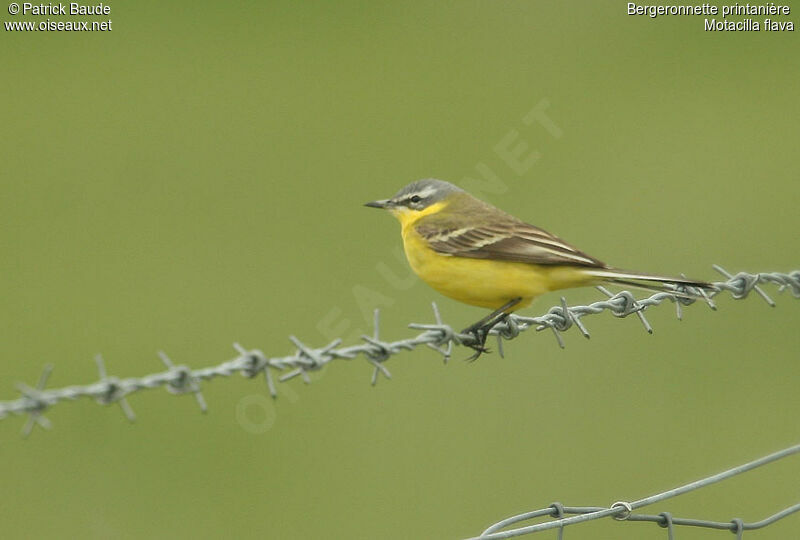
[365,178,714,356]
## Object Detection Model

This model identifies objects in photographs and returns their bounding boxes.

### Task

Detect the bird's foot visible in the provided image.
[462,327,491,361]
[460,313,510,361]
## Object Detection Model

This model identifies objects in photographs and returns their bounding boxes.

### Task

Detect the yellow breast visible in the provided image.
[387,201,593,310]
[398,218,589,310]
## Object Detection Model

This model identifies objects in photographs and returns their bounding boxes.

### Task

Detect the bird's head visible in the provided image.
[365,179,462,224]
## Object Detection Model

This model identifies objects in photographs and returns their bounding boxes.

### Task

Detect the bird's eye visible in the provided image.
[409,195,422,204]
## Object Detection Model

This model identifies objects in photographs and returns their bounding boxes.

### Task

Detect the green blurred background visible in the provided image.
[2,2,799,538]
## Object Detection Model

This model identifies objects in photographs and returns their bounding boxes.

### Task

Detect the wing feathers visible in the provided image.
[416,219,605,268]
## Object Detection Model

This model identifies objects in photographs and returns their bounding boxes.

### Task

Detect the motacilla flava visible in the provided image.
[366,179,712,351]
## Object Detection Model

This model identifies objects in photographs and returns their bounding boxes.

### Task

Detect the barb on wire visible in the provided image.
[471,443,800,539]
[0,266,798,435]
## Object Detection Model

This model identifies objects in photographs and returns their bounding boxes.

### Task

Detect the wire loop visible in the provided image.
[611,501,633,521]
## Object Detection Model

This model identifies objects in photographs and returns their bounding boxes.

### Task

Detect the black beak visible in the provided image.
[364,199,391,209]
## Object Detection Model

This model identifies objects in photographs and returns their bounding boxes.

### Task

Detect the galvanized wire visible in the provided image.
[1,265,798,437]
[472,443,800,539]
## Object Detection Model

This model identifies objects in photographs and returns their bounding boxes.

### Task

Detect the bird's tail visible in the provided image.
[583,268,716,299]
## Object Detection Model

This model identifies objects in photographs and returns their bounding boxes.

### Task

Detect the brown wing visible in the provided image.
[416,220,606,268]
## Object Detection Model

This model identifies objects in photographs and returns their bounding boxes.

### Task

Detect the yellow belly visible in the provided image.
[401,227,594,310]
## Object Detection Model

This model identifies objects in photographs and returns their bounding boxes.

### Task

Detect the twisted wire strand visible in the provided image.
[472,443,800,539]
[1,266,798,436]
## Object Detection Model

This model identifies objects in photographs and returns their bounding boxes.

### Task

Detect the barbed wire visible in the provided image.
[1,265,798,436]
[471,442,800,539]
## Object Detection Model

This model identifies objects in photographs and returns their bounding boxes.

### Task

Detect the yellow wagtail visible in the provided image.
[366,179,713,354]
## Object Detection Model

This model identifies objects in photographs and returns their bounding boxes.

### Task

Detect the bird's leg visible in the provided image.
[461,297,522,360]
[462,299,519,335]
